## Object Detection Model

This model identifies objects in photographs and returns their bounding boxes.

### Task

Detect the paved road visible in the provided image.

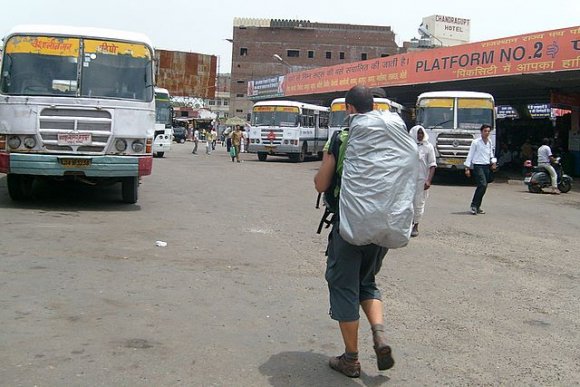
[1,143,579,386]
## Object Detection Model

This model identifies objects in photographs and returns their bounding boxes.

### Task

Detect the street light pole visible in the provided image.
[273,54,293,72]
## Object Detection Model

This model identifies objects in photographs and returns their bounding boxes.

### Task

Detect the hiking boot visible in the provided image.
[329,354,361,378]
[411,223,419,237]
[477,208,486,214]
[373,338,395,371]
[470,206,477,215]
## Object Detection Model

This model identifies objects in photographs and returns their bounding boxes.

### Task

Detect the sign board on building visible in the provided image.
[422,15,470,46]
[247,76,285,99]
[496,105,519,119]
[279,26,580,98]
[155,49,217,98]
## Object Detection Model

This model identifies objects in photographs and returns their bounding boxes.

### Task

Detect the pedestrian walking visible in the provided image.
[192,128,199,154]
[314,85,417,378]
[464,124,497,214]
[205,129,213,155]
[211,128,217,150]
[230,125,243,163]
[409,125,436,237]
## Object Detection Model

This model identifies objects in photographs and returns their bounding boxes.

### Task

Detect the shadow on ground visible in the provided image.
[259,351,390,387]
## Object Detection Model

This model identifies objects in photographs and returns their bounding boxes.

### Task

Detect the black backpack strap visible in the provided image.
[316,208,335,234]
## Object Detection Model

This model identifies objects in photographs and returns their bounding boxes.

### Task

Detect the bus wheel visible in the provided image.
[122,177,139,204]
[156,152,165,158]
[7,174,33,201]
[258,153,267,161]
[290,143,307,163]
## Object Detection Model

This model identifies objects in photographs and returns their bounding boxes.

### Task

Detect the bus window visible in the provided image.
[457,98,494,129]
[251,106,299,127]
[416,98,454,129]
[80,40,153,101]
[1,36,79,95]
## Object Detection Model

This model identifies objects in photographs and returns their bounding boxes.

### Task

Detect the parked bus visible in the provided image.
[415,91,496,169]
[248,100,329,162]
[329,97,406,139]
[153,87,173,157]
[0,25,156,203]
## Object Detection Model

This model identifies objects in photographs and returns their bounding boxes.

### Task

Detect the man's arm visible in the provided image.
[464,141,476,177]
[314,152,336,193]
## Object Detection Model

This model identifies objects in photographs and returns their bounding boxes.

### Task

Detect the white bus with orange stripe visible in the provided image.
[248,100,329,162]
[415,91,496,169]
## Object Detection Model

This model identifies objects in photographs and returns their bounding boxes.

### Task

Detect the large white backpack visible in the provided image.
[339,110,419,249]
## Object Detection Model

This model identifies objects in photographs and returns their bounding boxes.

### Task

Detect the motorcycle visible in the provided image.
[523,157,573,194]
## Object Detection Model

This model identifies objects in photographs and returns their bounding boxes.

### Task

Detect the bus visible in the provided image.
[153,87,173,157]
[415,91,496,170]
[329,97,406,139]
[248,100,329,162]
[0,25,156,203]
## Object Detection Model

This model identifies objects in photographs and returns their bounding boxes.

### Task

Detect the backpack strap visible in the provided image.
[316,130,346,234]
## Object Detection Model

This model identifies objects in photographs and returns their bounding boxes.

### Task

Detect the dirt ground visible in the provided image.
[0,143,579,386]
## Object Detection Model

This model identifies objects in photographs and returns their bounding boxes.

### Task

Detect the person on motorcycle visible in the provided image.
[537,138,559,195]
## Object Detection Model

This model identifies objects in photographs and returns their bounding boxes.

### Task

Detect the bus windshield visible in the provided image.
[456,99,494,129]
[0,35,153,101]
[251,106,299,127]
[329,110,348,128]
[416,98,454,129]
[155,91,172,127]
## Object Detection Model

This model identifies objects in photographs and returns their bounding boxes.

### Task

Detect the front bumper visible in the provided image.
[0,153,152,177]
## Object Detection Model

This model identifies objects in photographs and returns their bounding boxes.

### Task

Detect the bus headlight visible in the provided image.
[115,138,127,152]
[8,136,21,149]
[23,136,36,149]
[131,140,144,153]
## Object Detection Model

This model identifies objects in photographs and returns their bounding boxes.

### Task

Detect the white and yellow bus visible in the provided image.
[329,97,406,139]
[415,91,496,169]
[248,100,329,162]
[0,25,156,203]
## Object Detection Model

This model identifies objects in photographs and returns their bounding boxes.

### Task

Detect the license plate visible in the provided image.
[445,158,464,165]
[57,133,92,146]
[59,158,91,168]
[524,176,531,183]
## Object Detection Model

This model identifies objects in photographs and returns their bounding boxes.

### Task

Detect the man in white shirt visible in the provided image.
[464,124,497,215]
[537,138,559,194]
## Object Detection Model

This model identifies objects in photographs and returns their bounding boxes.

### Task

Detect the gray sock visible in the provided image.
[344,351,359,361]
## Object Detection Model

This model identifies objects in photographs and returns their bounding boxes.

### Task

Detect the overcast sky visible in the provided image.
[1,0,579,73]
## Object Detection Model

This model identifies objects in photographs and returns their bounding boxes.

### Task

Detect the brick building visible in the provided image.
[204,73,231,120]
[229,18,401,119]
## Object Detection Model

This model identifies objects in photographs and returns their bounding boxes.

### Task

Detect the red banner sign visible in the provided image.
[283,26,580,97]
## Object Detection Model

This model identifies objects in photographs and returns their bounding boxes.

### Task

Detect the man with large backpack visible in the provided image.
[314,85,418,378]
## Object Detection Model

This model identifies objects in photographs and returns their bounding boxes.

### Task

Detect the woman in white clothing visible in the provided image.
[409,125,437,237]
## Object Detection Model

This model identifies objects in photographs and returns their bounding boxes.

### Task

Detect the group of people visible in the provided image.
[191,127,217,155]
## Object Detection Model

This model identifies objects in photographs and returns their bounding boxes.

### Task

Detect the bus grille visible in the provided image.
[39,108,112,154]
[260,129,283,145]
[436,133,474,158]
